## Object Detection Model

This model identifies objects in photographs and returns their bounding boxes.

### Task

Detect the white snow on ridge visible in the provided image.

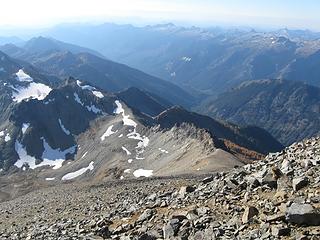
[22,123,30,134]
[114,100,137,127]
[133,169,153,178]
[61,161,94,180]
[11,82,52,103]
[92,90,104,98]
[15,69,33,82]
[121,146,131,155]
[124,169,131,173]
[77,80,104,98]
[0,131,4,137]
[74,93,102,114]
[58,119,70,135]
[101,125,117,141]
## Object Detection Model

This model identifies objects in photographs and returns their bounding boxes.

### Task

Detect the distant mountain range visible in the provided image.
[0,37,197,108]
[39,23,320,95]
[199,79,320,145]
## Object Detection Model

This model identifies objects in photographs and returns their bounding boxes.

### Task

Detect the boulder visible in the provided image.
[242,206,259,224]
[286,203,320,226]
[271,225,290,236]
[292,177,309,191]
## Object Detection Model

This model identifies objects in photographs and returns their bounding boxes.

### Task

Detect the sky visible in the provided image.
[0,0,319,31]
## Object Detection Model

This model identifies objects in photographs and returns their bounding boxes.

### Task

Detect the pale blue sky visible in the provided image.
[0,0,319,30]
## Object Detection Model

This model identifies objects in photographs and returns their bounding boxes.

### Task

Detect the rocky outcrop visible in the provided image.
[0,136,319,239]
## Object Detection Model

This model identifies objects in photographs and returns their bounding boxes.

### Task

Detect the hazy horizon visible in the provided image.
[0,0,320,34]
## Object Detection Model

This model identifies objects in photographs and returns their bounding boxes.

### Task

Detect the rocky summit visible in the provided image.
[0,136,319,239]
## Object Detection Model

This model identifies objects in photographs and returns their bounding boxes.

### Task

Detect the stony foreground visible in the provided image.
[0,136,319,239]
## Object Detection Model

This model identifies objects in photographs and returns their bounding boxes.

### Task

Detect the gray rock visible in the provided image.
[271,225,290,236]
[242,206,259,224]
[286,203,320,226]
[179,186,195,198]
[138,209,154,222]
[163,222,175,239]
[265,213,285,222]
[202,176,214,184]
[292,177,309,191]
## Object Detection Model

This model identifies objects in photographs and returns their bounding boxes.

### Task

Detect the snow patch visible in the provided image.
[114,100,137,127]
[77,80,104,98]
[45,177,55,181]
[118,134,123,138]
[0,67,5,72]
[86,104,102,114]
[124,169,131,173]
[14,140,70,170]
[41,138,76,169]
[74,92,102,114]
[58,119,70,135]
[74,93,84,105]
[133,169,153,178]
[11,82,52,103]
[122,146,131,155]
[101,125,117,141]
[61,161,94,180]
[181,57,192,62]
[81,151,88,159]
[127,130,149,148]
[4,133,11,142]
[16,69,33,82]
[22,123,30,134]
[0,131,4,137]
[159,148,169,154]
[92,91,104,98]
[128,159,133,163]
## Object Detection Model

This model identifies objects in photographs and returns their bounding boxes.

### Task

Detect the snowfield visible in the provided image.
[16,69,33,82]
[12,70,52,102]
[61,161,94,180]
[14,136,76,170]
[11,82,52,103]
[133,169,153,178]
